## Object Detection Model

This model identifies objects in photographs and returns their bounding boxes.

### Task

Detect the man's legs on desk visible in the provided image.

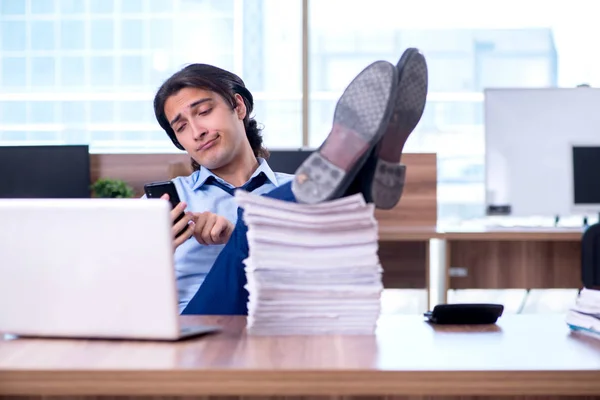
[182,51,428,315]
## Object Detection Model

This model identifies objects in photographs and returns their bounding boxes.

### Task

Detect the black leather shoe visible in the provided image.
[347,48,429,209]
[292,60,398,204]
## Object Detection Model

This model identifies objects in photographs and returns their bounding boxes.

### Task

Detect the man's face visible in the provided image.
[164,87,248,170]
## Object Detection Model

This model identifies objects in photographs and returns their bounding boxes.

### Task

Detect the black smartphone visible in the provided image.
[144,181,188,238]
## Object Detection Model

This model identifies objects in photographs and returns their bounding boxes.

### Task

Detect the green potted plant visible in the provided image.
[91,178,135,198]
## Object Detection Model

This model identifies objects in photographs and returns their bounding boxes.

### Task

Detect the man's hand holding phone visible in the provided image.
[160,193,195,249]
[143,180,232,249]
[191,212,234,245]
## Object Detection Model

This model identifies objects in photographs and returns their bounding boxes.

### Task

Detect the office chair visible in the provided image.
[582,222,600,288]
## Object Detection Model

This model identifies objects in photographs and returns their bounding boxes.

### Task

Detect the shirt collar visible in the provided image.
[191,157,281,191]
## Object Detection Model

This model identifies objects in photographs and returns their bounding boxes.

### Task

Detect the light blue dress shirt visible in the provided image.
[169,158,292,312]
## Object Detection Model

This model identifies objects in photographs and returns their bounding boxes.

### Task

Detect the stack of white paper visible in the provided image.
[566,288,600,337]
[235,190,383,335]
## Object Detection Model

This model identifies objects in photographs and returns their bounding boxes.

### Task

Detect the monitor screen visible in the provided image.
[0,145,91,198]
[265,149,312,174]
[572,146,600,205]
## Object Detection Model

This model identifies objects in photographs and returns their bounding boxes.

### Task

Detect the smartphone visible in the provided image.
[144,181,188,238]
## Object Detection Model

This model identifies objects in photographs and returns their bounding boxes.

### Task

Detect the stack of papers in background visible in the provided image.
[566,288,600,337]
[235,190,383,335]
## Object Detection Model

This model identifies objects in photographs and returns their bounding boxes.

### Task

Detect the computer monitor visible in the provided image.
[265,149,313,174]
[571,145,600,214]
[0,145,91,198]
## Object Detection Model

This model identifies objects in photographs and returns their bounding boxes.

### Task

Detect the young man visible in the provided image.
[153,64,293,312]
[178,48,429,315]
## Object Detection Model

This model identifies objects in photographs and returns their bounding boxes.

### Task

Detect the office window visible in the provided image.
[90,56,114,86]
[1,131,25,141]
[255,100,303,149]
[119,130,146,141]
[427,56,474,92]
[4,0,597,220]
[61,56,86,87]
[59,0,85,14]
[1,0,25,15]
[148,0,172,13]
[149,59,174,89]
[0,102,26,124]
[62,101,86,123]
[476,56,554,89]
[31,0,55,14]
[0,0,302,154]
[32,131,61,141]
[121,19,144,49]
[119,55,145,86]
[117,101,152,123]
[149,19,172,50]
[31,21,56,51]
[91,20,114,50]
[60,20,85,50]
[308,0,562,220]
[31,57,56,87]
[90,0,114,14]
[1,21,26,52]
[90,131,116,142]
[90,101,115,123]
[1,57,26,87]
[30,102,57,124]
[120,0,144,13]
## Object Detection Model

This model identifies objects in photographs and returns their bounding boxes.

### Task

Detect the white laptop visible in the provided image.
[0,198,220,341]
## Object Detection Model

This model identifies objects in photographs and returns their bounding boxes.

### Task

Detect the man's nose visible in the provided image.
[190,122,207,140]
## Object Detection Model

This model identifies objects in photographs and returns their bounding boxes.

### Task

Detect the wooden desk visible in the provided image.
[1,315,598,399]
[377,225,585,306]
[442,226,583,241]
[444,227,583,301]
[375,226,441,315]
[378,226,441,295]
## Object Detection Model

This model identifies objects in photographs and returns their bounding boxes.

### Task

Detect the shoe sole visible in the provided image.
[371,48,428,210]
[292,61,397,204]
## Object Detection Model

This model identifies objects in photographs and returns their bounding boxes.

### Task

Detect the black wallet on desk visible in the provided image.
[424,303,504,325]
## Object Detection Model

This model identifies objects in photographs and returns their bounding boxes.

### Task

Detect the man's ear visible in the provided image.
[233,94,247,120]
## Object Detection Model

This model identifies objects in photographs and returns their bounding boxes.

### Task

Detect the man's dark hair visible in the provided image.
[153,63,268,170]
